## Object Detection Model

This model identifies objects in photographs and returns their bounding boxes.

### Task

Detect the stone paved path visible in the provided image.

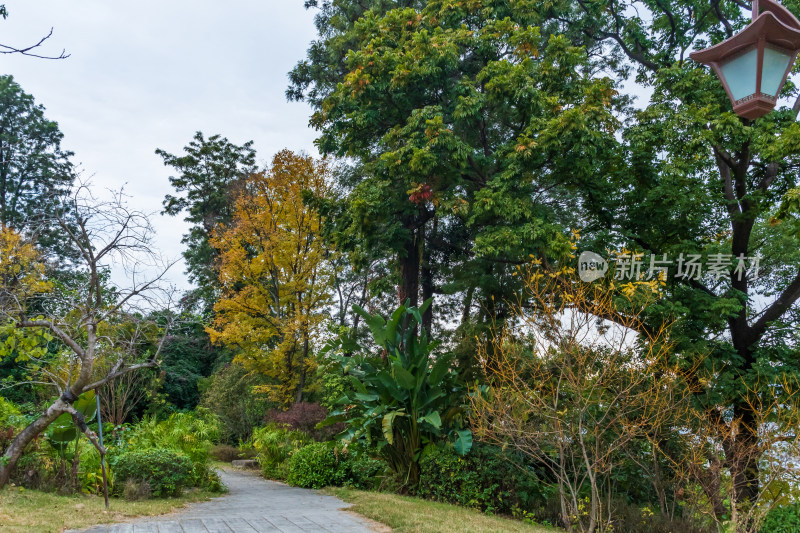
[71,468,381,533]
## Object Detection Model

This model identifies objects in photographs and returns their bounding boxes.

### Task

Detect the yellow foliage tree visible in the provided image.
[207,150,331,405]
[0,226,51,302]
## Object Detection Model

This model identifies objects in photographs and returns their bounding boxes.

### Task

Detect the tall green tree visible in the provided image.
[157,132,257,312]
[158,315,230,410]
[290,0,617,333]
[0,75,74,258]
[518,0,800,521]
[294,0,800,523]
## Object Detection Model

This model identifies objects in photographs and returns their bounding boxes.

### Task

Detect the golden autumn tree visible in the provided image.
[208,150,331,405]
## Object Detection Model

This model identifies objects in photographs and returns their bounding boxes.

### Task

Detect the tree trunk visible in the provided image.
[421,247,434,332]
[296,331,309,404]
[731,401,760,508]
[71,441,81,493]
[0,398,71,488]
[460,286,474,327]
[727,315,760,512]
[398,227,421,307]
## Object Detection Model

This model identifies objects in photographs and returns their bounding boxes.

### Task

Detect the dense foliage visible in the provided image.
[760,504,800,533]
[207,150,331,405]
[286,441,382,490]
[158,131,257,312]
[418,445,549,517]
[3,2,800,532]
[327,300,471,489]
[249,423,314,480]
[116,411,222,491]
[264,401,341,441]
[111,449,193,498]
[0,75,75,260]
[198,362,274,444]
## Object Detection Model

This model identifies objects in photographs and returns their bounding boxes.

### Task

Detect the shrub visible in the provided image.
[0,396,22,427]
[111,448,192,497]
[264,402,342,441]
[250,423,313,480]
[122,410,218,464]
[210,444,244,462]
[761,503,800,533]
[78,444,115,495]
[418,444,549,516]
[603,499,713,533]
[287,441,383,489]
[0,397,24,455]
[119,410,222,491]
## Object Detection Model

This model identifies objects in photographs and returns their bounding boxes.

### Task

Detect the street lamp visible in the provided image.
[691,0,800,119]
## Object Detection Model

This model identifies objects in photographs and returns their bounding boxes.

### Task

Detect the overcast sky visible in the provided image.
[2,1,321,291]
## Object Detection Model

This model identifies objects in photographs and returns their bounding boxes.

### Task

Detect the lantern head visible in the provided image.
[690,0,800,119]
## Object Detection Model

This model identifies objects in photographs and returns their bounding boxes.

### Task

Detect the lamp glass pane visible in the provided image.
[720,48,758,101]
[761,47,793,96]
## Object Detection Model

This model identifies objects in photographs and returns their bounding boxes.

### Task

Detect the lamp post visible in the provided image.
[691,0,800,119]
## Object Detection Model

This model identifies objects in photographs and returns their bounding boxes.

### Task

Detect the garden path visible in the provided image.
[71,468,382,533]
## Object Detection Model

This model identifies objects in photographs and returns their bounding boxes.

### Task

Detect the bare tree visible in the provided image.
[0,184,176,488]
[98,364,153,427]
[471,269,688,533]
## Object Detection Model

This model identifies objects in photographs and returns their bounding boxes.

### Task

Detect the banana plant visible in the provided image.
[326,299,472,489]
[47,390,98,458]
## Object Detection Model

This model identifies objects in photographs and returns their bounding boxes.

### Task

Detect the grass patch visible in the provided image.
[325,487,562,533]
[0,486,218,533]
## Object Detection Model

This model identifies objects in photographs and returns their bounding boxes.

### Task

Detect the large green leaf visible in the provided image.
[353,304,389,347]
[418,298,432,317]
[429,356,451,387]
[377,372,407,402]
[48,413,77,444]
[454,429,473,456]
[349,375,368,395]
[47,391,98,447]
[354,392,379,402]
[382,411,404,444]
[392,363,416,390]
[418,411,442,429]
[73,390,97,422]
[419,389,446,409]
[385,306,405,347]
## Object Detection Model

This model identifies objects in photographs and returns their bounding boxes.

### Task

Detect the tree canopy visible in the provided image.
[0,75,75,259]
[158,131,257,313]
[208,150,332,405]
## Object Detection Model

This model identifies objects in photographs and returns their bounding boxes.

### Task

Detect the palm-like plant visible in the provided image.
[327,300,471,488]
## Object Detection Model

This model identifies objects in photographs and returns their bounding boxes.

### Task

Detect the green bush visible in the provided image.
[761,503,800,533]
[111,448,193,497]
[119,409,222,491]
[417,444,549,515]
[122,410,218,463]
[287,441,383,489]
[250,423,313,480]
[0,396,22,428]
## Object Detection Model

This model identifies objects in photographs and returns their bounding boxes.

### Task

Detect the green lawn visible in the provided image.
[325,487,562,533]
[0,486,217,533]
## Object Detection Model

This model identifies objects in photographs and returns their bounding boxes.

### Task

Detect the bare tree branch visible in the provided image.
[0,27,69,60]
